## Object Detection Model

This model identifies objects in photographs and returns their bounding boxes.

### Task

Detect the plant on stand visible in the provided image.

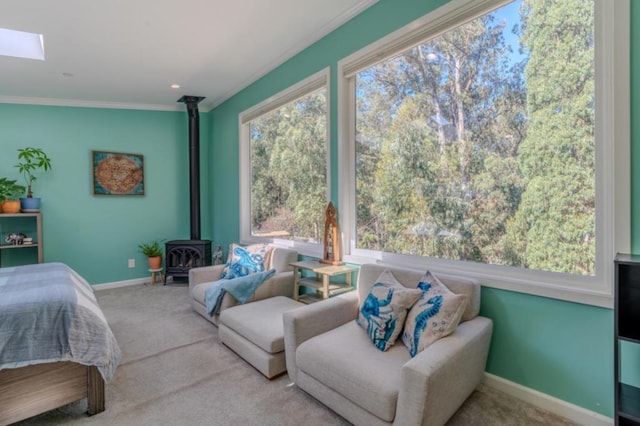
[138,240,164,269]
[0,178,26,214]
[15,147,52,212]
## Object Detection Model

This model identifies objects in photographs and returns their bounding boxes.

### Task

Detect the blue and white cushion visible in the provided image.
[357,270,422,352]
[401,271,467,357]
[220,244,270,279]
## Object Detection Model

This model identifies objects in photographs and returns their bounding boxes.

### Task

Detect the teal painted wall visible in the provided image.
[208,0,638,418]
[0,103,212,284]
[480,288,613,414]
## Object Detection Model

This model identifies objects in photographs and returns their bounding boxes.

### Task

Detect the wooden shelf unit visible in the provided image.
[615,253,640,425]
[0,212,43,266]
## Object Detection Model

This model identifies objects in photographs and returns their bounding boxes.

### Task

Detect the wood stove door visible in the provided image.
[166,246,202,275]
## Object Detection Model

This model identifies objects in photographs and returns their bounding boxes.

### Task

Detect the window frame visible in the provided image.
[239,67,331,257]
[337,0,630,307]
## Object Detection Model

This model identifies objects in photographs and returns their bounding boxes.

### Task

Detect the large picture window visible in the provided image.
[339,0,629,305]
[240,69,329,248]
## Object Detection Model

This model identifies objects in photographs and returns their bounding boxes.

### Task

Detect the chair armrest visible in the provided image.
[188,265,225,291]
[283,291,359,382]
[395,316,493,426]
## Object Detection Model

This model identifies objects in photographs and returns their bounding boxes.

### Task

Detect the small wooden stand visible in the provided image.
[149,268,164,284]
[320,202,343,266]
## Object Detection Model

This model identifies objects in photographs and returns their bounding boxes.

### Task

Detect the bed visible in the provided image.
[0,262,121,425]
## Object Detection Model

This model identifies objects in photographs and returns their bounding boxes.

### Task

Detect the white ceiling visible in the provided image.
[0,0,376,112]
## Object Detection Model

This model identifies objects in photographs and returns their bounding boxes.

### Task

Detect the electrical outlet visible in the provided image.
[128,259,135,268]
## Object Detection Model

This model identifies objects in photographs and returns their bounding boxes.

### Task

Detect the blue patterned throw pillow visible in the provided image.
[357,270,422,352]
[401,271,467,357]
[220,244,270,279]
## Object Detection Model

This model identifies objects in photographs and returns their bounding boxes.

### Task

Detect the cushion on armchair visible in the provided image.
[356,269,422,351]
[220,243,272,279]
[205,268,277,316]
[401,270,468,357]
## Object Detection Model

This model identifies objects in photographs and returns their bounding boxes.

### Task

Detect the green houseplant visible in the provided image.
[138,240,164,269]
[15,147,52,211]
[0,178,26,213]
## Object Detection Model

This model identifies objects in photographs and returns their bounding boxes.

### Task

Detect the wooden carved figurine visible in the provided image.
[320,201,343,266]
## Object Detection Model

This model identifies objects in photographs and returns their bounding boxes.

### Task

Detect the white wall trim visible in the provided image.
[0,95,188,112]
[92,277,149,291]
[483,373,613,426]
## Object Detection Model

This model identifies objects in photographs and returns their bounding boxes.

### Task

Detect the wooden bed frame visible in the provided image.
[0,361,104,425]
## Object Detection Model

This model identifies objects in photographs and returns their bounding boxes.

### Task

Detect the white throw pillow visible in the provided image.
[402,271,467,357]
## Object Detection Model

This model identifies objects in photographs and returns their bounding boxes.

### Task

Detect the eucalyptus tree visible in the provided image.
[250,91,327,242]
[503,0,595,275]
[356,10,526,262]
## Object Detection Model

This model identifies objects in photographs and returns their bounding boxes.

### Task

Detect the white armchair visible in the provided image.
[189,245,298,325]
[283,263,493,426]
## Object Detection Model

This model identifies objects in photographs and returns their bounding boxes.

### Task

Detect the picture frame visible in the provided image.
[92,150,144,196]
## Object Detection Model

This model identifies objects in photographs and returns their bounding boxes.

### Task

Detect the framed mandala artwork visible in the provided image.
[92,150,144,196]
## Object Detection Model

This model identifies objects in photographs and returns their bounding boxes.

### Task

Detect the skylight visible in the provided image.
[0,28,44,60]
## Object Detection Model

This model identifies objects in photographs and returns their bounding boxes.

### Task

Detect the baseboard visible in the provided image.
[483,373,613,426]
[92,277,148,291]
[93,275,178,291]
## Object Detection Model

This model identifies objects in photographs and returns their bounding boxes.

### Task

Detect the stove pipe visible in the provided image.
[178,95,205,241]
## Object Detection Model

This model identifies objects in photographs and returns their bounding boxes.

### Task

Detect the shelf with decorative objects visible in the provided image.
[0,212,43,266]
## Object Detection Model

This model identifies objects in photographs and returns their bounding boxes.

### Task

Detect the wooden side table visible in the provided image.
[291,260,357,304]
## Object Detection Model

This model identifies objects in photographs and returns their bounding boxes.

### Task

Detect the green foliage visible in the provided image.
[502,0,595,275]
[0,178,26,201]
[138,240,164,257]
[250,91,327,242]
[15,147,52,198]
[353,0,595,275]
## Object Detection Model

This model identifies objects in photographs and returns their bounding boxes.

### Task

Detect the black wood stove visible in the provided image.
[165,96,212,283]
[165,239,212,281]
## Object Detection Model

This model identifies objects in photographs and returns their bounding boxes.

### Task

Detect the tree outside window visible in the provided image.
[249,89,328,243]
[354,0,595,276]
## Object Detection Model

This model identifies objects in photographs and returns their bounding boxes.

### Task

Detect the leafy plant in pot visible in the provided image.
[138,240,164,270]
[15,147,52,212]
[0,178,26,214]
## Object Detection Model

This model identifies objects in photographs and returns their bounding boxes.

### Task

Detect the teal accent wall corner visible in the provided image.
[0,103,210,284]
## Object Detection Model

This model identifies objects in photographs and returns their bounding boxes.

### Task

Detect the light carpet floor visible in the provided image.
[15,283,577,426]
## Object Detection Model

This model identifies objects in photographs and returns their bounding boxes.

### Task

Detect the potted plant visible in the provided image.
[138,240,164,269]
[0,178,26,214]
[15,147,52,212]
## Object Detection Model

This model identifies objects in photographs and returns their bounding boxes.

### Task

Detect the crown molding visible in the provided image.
[0,95,188,112]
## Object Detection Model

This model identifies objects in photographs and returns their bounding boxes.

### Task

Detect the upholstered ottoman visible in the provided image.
[219,296,304,378]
